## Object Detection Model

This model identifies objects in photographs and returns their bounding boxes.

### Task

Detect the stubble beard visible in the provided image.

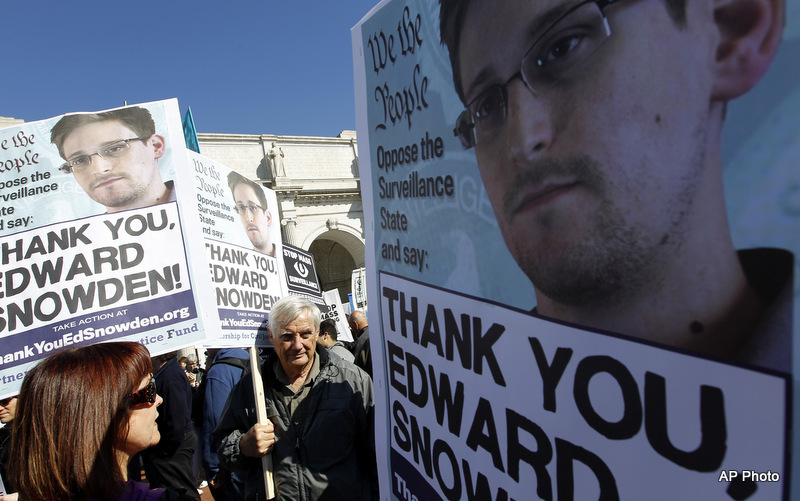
[502,153,700,310]
[94,178,148,211]
[519,194,657,309]
[250,230,269,252]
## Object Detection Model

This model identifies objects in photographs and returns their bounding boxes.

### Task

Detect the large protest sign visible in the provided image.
[189,151,285,347]
[0,99,216,398]
[381,273,788,499]
[283,242,323,300]
[282,242,354,342]
[353,0,797,498]
[322,289,354,344]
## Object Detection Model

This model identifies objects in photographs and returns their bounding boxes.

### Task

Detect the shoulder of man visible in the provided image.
[155,359,189,385]
[218,356,249,368]
[319,349,370,385]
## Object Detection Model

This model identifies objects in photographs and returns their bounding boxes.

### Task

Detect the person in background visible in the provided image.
[143,352,201,500]
[179,357,198,388]
[200,348,250,500]
[317,318,355,363]
[0,396,17,500]
[184,353,205,493]
[7,342,194,500]
[350,310,372,377]
[185,354,204,390]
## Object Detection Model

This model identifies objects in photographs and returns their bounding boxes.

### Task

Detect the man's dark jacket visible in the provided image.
[214,348,378,501]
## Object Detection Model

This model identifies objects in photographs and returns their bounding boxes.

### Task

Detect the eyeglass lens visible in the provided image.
[235,204,262,214]
[455,1,612,149]
[129,379,157,406]
[61,138,142,173]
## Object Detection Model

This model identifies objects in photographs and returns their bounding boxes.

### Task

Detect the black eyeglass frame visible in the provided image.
[59,137,148,174]
[453,0,620,149]
[233,203,266,215]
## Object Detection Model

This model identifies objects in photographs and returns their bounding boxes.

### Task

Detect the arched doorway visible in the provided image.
[310,239,355,303]
[306,228,365,305]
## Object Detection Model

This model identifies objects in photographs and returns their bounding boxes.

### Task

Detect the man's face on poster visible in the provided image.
[233,183,274,254]
[456,0,719,305]
[61,120,165,212]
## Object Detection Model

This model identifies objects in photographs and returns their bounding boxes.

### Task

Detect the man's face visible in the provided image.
[61,120,165,212]
[458,0,717,306]
[233,183,273,254]
[269,309,318,376]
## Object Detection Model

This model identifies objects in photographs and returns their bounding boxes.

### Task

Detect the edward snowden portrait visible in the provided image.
[51,106,174,213]
[440,0,792,370]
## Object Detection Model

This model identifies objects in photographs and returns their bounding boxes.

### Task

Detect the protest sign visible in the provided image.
[0,99,216,398]
[281,242,356,342]
[189,151,285,347]
[382,273,788,499]
[283,242,322,298]
[281,242,349,334]
[189,150,282,492]
[352,266,368,311]
[322,289,354,344]
[352,1,797,498]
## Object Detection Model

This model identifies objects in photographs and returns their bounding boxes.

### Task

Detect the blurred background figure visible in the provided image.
[186,354,204,390]
[198,348,249,500]
[318,319,355,363]
[0,396,18,499]
[144,352,201,500]
[349,310,372,377]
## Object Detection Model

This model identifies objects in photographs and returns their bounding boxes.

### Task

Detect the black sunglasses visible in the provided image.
[129,378,157,407]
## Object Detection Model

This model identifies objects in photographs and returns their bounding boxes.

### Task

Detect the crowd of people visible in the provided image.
[0,299,376,501]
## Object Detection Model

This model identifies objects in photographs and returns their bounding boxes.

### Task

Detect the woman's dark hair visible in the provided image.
[10,342,152,501]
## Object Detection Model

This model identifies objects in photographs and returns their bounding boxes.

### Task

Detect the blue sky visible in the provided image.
[3,1,381,138]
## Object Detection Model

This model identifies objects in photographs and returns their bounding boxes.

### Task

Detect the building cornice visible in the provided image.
[198,131,357,147]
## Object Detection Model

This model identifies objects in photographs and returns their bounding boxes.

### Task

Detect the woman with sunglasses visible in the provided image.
[7,342,193,501]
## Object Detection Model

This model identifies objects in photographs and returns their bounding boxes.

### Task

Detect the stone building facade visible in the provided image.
[197,130,365,303]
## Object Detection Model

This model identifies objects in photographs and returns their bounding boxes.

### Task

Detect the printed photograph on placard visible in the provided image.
[0,99,216,398]
[353,0,797,498]
[189,151,285,347]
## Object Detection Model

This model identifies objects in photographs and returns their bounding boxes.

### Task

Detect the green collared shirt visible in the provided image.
[272,354,320,431]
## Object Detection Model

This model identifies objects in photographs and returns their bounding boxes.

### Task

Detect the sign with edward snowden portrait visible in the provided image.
[352,0,797,499]
[0,99,217,398]
[188,150,285,348]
